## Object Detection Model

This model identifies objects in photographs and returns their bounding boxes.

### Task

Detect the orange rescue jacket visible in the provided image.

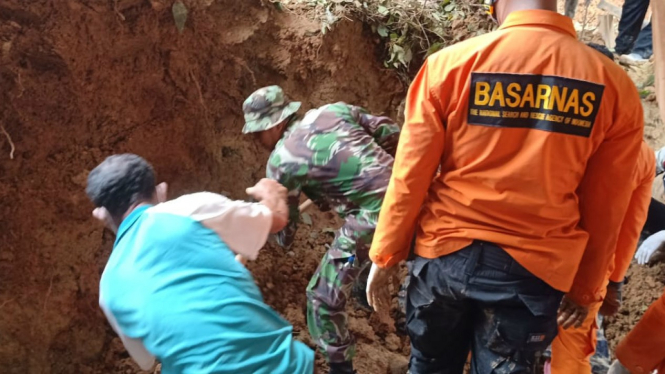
[369,10,644,306]
[607,141,655,283]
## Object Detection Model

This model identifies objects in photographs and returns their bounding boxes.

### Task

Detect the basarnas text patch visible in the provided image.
[467,72,605,137]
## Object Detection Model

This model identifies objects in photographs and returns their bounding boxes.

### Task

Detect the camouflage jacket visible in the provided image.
[266,102,400,248]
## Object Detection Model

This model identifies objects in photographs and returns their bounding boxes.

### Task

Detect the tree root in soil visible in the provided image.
[1,124,16,159]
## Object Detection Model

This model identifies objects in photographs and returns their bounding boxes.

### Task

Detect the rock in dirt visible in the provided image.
[172,1,188,33]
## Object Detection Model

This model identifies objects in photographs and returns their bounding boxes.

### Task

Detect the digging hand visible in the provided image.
[557,295,589,329]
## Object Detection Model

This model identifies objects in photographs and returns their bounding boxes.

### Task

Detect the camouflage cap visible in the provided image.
[242,85,301,134]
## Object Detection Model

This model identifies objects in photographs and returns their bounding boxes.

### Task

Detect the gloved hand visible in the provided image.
[635,230,665,265]
[599,280,623,317]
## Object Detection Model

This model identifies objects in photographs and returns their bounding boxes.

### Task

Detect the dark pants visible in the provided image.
[406,241,564,374]
[615,0,652,57]
[644,198,665,236]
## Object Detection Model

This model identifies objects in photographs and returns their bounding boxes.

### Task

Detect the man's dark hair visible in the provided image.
[86,154,156,218]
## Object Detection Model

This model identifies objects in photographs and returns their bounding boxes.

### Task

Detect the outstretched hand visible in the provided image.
[246,178,287,202]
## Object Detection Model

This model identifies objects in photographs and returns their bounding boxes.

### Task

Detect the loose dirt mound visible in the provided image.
[605,262,665,351]
[0,1,407,372]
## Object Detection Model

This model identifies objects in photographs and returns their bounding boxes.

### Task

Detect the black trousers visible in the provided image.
[406,241,563,374]
[615,0,652,57]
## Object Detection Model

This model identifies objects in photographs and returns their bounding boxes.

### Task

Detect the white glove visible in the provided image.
[635,230,665,265]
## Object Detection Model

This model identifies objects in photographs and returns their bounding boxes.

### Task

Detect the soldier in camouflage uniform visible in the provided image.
[242,86,399,374]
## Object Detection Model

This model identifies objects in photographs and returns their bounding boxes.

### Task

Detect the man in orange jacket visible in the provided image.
[550,141,655,374]
[364,0,644,371]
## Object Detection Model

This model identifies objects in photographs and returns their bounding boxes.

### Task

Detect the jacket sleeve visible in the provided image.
[369,59,446,268]
[351,105,401,156]
[147,192,274,261]
[568,84,644,306]
[610,150,656,282]
[275,189,301,249]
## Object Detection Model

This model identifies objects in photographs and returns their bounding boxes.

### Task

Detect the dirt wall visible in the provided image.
[0,1,404,372]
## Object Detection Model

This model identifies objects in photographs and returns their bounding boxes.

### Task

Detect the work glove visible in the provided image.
[599,280,623,317]
[366,263,399,324]
[635,230,665,265]
[557,295,589,329]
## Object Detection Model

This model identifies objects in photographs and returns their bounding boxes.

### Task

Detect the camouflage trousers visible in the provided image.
[306,212,376,364]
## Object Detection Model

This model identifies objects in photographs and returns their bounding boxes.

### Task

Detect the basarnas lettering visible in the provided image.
[467,72,605,137]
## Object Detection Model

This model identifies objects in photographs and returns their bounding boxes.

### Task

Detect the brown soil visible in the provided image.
[0,1,407,372]
[1,0,663,373]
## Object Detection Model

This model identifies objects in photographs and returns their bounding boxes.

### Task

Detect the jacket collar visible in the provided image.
[499,10,577,38]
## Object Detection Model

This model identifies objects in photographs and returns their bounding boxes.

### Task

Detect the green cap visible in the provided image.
[242,85,301,134]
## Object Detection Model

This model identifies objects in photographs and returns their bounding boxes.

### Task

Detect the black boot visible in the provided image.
[329,362,355,374]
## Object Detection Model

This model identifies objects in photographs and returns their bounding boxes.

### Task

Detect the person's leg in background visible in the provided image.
[631,22,653,59]
[564,0,579,18]
[306,215,375,374]
[615,0,650,55]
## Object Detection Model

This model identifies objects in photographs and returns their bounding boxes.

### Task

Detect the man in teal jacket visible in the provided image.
[86,153,314,374]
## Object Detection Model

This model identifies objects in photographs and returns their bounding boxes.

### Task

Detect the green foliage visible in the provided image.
[273,0,493,72]
[639,89,651,99]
